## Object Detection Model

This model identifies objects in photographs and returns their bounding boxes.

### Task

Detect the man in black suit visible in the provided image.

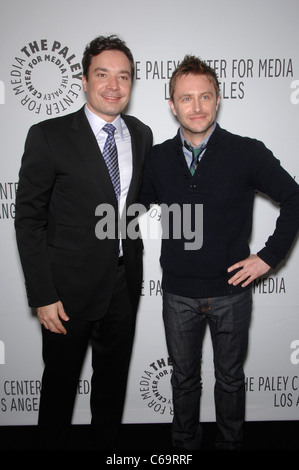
[15,35,153,449]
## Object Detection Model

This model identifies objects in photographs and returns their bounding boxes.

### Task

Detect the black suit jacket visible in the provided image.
[15,106,153,320]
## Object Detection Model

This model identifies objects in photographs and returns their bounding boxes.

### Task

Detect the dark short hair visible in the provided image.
[82,35,135,80]
[169,55,220,101]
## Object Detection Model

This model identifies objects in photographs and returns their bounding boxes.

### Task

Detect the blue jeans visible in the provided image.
[163,289,252,450]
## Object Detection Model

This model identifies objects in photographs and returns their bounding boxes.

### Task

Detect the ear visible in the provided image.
[216,95,221,111]
[82,75,87,92]
[169,99,177,117]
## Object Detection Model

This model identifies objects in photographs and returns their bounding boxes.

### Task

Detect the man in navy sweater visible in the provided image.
[140,55,299,450]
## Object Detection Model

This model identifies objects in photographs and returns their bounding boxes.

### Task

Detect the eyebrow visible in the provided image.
[93,67,131,75]
[179,91,213,97]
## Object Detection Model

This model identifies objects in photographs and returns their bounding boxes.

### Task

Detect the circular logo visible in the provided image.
[139,357,173,417]
[10,39,82,116]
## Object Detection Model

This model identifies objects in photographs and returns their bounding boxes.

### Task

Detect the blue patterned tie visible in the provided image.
[184,141,206,175]
[102,123,121,200]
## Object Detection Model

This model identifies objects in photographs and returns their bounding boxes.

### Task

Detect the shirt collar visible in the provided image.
[180,122,216,149]
[84,104,123,138]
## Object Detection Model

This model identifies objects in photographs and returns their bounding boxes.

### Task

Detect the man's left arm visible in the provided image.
[228,141,299,287]
[228,254,271,287]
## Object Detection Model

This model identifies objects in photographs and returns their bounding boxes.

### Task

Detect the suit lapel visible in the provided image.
[122,115,143,208]
[68,108,144,209]
[69,107,118,205]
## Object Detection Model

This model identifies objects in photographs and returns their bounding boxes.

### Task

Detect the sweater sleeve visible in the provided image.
[252,141,299,268]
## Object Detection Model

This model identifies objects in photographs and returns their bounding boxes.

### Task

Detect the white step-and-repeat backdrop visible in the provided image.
[1,0,299,425]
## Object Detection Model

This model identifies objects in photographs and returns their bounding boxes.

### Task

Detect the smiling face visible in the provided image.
[169,73,220,147]
[82,49,132,122]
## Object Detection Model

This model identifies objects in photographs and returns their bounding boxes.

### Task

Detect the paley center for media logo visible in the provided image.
[139,357,173,417]
[10,39,82,115]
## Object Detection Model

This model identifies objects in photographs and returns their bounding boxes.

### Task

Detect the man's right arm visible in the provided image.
[37,301,69,334]
[15,124,59,309]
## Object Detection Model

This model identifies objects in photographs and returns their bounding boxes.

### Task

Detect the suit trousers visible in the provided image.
[38,263,136,449]
[163,289,252,450]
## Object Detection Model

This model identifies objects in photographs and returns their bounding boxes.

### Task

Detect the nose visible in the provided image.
[107,75,119,90]
[194,98,202,112]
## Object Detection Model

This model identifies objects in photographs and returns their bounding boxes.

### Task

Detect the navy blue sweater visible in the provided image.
[140,124,299,298]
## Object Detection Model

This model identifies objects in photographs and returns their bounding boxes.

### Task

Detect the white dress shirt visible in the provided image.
[84,104,133,255]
